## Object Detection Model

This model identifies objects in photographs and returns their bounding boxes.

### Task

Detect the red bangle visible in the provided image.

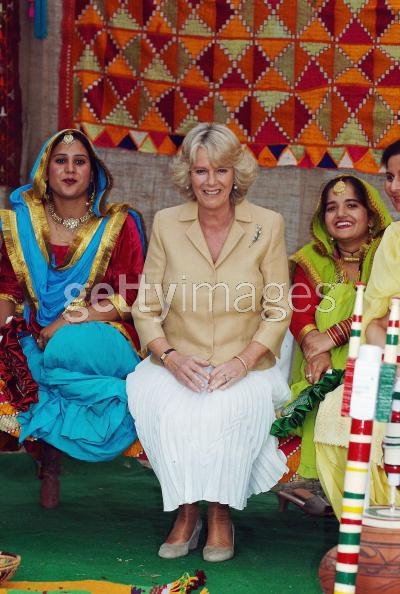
[326,326,342,347]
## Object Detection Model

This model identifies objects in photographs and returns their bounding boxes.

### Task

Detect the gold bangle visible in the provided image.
[234,355,248,375]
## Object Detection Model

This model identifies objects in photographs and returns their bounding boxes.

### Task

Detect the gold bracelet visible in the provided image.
[234,355,249,375]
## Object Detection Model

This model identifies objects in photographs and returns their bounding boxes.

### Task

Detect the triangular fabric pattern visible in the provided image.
[59,0,400,173]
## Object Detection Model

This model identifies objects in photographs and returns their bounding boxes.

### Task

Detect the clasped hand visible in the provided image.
[165,352,247,392]
[304,352,332,384]
[301,330,335,361]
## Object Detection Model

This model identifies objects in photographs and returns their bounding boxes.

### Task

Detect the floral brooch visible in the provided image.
[249,224,262,247]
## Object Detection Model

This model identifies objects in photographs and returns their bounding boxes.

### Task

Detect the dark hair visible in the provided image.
[381,140,400,168]
[319,175,372,222]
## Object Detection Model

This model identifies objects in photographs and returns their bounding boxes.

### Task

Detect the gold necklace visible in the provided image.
[48,201,93,231]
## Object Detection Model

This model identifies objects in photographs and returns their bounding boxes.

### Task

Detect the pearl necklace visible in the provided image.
[48,201,93,231]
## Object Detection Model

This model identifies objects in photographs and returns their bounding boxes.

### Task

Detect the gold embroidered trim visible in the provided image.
[0,293,21,305]
[298,324,317,344]
[23,191,104,270]
[364,186,389,236]
[24,189,49,262]
[58,216,103,270]
[0,209,38,310]
[1,207,128,320]
[107,293,131,321]
[290,252,322,288]
[86,210,128,293]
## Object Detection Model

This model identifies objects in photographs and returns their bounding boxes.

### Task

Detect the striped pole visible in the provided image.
[341,283,365,417]
[383,378,400,509]
[376,298,400,422]
[334,344,382,594]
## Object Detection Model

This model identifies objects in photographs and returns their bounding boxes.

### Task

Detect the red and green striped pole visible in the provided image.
[376,298,400,422]
[334,345,382,594]
[341,283,365,417]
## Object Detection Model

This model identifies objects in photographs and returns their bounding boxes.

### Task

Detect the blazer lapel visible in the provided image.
[185,219,214,267]
[214,221,245,268]
[179,201,214,267]
[179,199,252,268]
[215,200,252,268]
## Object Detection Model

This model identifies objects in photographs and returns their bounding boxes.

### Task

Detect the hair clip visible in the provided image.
[332,179,346,195]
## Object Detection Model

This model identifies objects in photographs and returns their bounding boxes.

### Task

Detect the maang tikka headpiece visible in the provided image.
[332,179,346,195]
[61,133,75,145]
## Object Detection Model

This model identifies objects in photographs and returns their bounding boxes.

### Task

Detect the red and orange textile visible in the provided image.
[0,1,22,187]
[59,0,400,173]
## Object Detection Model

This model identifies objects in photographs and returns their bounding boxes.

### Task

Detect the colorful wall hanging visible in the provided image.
[59,1,400,172]
[0,1,22,187]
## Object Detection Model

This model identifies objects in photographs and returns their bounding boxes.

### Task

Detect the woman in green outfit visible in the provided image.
[286,175,392,489]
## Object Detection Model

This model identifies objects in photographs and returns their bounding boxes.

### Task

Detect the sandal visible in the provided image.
[276,487,334,517]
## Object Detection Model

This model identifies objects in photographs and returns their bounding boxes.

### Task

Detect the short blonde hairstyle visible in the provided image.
[170,122,258,203]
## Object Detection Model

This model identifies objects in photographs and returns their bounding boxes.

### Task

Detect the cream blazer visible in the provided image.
[132,199,291,370]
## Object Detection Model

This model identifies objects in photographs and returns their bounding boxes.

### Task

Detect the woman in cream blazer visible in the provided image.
[127,123,291,562]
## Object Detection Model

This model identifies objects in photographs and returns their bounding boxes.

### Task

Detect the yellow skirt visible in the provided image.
[315,443,400,519]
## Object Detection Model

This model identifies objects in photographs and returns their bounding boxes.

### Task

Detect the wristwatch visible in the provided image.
[160,348,176,363]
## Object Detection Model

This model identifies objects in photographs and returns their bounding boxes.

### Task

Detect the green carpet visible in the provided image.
[0,453,338,593]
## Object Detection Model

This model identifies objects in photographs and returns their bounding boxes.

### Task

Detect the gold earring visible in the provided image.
[86,183,95,207]
[43,181,51,202]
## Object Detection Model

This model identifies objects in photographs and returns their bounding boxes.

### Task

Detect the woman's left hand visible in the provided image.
[304,352,332,384]
[36,317,68,350]
[208,358,247,392]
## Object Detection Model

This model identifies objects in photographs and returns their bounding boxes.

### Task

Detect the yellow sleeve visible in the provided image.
[363,223,400,336]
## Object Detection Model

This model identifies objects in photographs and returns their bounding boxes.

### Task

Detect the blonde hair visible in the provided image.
[170,122,258,203]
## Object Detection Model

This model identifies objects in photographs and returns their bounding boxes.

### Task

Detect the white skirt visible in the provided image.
[127,357,289,511]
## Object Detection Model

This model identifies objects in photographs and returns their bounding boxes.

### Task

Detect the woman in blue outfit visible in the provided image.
[0,129,145,507]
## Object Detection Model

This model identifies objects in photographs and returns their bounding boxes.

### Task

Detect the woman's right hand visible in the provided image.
[36,316,69,350]
[164,351,210,392]
[301,330,335,361]
[304,352,332,384]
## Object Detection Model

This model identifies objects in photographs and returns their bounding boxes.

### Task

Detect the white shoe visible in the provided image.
[158,518,202,559]
[203,523,235,562]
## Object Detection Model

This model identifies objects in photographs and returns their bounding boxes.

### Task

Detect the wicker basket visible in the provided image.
[0,551,21,584]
